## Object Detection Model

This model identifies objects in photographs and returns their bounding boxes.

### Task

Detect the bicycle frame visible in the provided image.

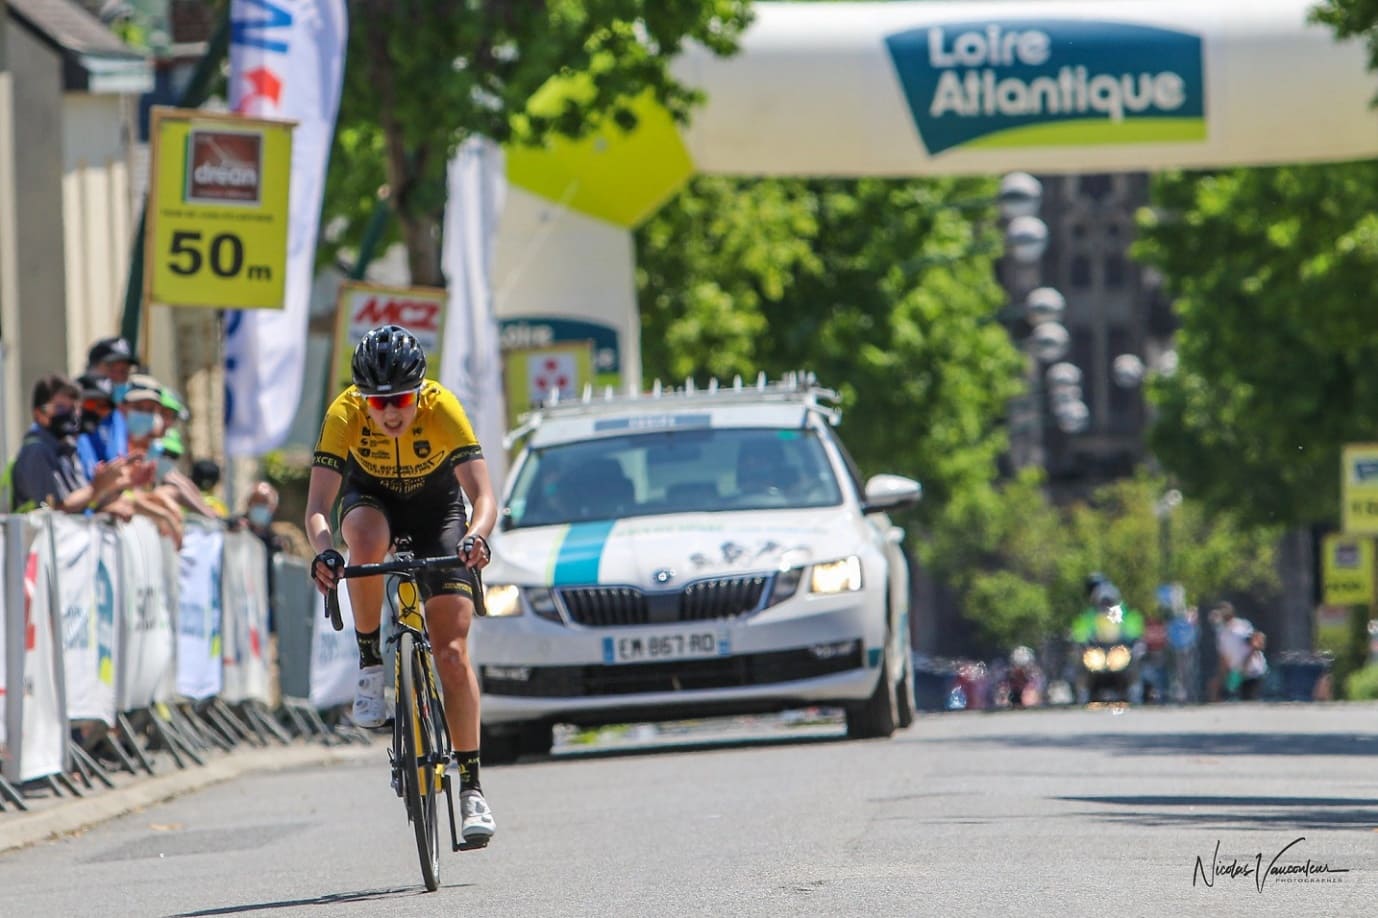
[325,545,485,890]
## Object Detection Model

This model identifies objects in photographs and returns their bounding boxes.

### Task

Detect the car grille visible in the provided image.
[558,575,770,627]
[481,644,864,697]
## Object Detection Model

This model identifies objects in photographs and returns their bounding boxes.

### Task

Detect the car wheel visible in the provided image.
[895,652,915,729]
[845,640,898,740]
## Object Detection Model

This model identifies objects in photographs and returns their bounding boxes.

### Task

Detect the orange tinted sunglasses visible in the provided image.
[363,389,419,411]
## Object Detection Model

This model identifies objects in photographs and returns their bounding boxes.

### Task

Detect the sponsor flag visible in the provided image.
[439,137,508,491]
[224,0,348,456]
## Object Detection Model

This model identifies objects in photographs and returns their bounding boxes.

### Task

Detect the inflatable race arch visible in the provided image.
[489,0,1378,400]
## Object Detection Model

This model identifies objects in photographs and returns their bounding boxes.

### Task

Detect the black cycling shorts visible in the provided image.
[339,482,474,601]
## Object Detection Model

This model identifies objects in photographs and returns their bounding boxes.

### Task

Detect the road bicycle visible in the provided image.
[325,537,486,892]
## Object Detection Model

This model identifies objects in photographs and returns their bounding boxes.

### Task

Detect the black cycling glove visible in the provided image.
[312,548,345,583]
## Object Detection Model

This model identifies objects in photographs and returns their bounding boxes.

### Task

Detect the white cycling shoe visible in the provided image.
[460,789,496,846]
[352,665,387,729]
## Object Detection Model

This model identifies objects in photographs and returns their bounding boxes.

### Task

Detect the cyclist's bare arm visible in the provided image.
[305,465,343,593]
[454,457,496,570]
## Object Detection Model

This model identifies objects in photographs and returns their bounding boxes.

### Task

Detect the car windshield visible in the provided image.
[504,426,844,528]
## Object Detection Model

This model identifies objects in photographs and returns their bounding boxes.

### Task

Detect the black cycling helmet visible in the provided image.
[351,325,427,394]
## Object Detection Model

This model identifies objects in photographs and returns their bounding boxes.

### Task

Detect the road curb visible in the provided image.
[0,740,381,855]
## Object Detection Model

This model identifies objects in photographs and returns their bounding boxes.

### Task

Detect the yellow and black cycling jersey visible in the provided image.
[311,381,483,499]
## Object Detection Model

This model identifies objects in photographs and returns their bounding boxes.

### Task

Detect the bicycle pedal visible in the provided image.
[457,838,489,851]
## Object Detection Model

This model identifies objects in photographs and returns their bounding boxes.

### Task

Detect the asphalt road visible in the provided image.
[2,702,1377,917]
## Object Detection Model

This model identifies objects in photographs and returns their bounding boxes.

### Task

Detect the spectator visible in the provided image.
[190,458,230,518]
[118,378,184,545]
[150,429,219,519]
[121,378,165,451]
[1210,602,1267,701]
[81,336,138,458]
[7,374,131,514]
[243,480,288,706]
[74,374,119,478]
[243,481,287,571]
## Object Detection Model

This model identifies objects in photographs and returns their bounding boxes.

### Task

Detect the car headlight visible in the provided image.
[1082,647,1107,672]
[525,587,562,623]
[1105,644,1132,672]
[810,556,863,594]
[767,567,805,607]
[483,583,522,617]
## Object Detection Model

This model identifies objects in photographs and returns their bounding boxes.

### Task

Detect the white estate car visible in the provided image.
[473,374,922,761]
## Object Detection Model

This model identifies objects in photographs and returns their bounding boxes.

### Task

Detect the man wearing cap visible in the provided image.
[74,374,120,479]
[82,336,139,463]
[8,374,132,514]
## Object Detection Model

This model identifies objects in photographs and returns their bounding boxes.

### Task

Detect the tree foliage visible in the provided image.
[1133,162,1378,527]
[636,175,1024,515]
[322,1,753,283]
[946,471,1278,650]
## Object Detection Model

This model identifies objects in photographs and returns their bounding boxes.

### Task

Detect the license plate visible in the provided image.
[602,631,729,664]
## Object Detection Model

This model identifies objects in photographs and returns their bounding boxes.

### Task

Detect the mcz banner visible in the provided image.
[145,107,295,309]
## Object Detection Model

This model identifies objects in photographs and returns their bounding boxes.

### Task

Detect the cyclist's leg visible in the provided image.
[424,588,493,842]
[414,501,494,842]
[339,489,393,727]
[339,491,393,631]
[421,589,480,751]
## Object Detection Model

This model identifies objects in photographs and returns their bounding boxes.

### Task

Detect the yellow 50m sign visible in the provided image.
[145,107,294,309]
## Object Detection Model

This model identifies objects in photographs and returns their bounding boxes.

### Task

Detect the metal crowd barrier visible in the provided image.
[0,509,363,811]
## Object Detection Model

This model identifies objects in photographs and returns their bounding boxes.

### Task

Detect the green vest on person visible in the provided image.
[1070,606,1145,643]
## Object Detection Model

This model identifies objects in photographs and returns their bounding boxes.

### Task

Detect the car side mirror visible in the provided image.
[861,474,922,514]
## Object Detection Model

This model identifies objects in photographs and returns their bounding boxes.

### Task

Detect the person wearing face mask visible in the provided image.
[74,375,120,478]
[116,379,185,546]
[121,380,165,448]
[82,336,139,459]
[7,374,132,514]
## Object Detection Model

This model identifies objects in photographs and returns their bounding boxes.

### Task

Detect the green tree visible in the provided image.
[950,472,1278,650]
[1312,1,1378,91]
[1134,163,1378,526]
[324,1,753,284]
[636,175,1024,516]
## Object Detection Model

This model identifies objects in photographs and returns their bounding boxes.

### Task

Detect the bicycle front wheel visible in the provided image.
[398,631,441,892]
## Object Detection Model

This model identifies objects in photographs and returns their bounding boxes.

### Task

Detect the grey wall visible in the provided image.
[0,4,20,464]
[8,22,68,401]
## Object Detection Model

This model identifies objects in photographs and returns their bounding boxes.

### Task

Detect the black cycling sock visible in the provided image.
[455,749,481,792]
[355,628,382,669]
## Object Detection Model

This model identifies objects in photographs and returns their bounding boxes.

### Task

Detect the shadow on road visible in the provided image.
[524,730,848,766]
[166,884,471,916]
[1057,794,1378,830]
[951,730,1378,758]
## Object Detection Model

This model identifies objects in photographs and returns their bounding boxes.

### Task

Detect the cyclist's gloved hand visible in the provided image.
[459,534,490,570]
[311,548,345,594]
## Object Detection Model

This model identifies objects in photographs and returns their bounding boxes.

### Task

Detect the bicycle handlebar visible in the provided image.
[325,554,486,631]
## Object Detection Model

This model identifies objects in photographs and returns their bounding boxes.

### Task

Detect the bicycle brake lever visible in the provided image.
[326,588,344,631]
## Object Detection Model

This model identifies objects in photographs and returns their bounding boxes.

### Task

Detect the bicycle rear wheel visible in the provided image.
[398,631,441,891]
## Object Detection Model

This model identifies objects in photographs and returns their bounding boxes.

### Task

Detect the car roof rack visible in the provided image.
[503,371,842,449]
